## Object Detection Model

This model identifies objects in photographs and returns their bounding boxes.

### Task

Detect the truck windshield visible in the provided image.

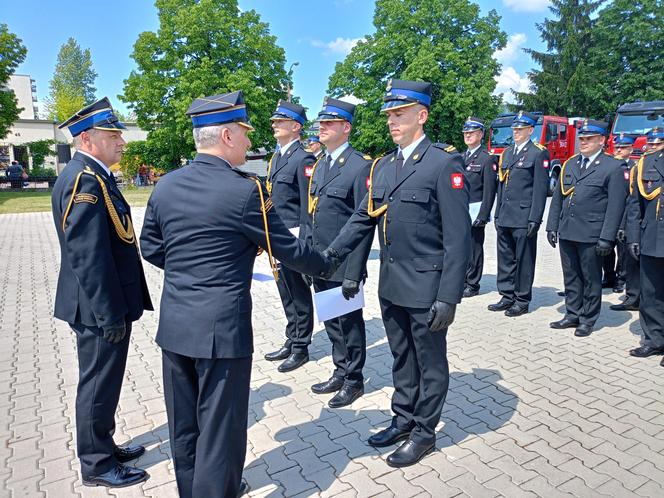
[490,124,544,147]
[613,113,664,135]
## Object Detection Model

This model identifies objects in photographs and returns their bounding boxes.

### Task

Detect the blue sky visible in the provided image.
[2,0,553,118]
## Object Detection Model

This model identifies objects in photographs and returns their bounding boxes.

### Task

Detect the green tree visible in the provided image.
[45,38,97,121]
[121,0,291,170]
[327,0,506,155]
[583,0,664,118]
[24,139,56,170]
[0,24,27,139]
[513,0,603,116]
[119,140,150,178]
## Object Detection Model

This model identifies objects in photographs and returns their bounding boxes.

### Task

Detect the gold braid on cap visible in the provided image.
[307,157,323,217]
[62,168,136,245]
[636,156,662,218]
[251,177,279,281]
[497,151,509,185]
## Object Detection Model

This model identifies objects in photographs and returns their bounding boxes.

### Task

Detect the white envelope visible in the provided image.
[313,283,365,322]
[469,201,483,222]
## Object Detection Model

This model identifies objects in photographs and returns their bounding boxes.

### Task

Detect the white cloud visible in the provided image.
[502,0,551,12]
[494,66,531,103]
[494,33,527,64]
[311,37,362,56]
[339,94,365,105]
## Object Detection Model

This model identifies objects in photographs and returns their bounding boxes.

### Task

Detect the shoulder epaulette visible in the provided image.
[363,154,372,161]
[433,143,457,154]
[232,168,256,180]
[533,142,546,151]
[82,166,95,175]
[643,149,659,156]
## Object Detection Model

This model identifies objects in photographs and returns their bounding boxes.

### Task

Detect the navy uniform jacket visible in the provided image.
[51,152,153,327]
[463,147,497,222]
[308,146,372,283]
[619,159,636,230]
[495,141,550,228]
[547,153,628,243]
[140,153,329,360]
[329,137,471,307]
[268,141,315,229]
[626,150,664,257]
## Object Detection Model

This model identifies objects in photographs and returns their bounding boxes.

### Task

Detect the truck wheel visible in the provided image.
[548,166,560,197]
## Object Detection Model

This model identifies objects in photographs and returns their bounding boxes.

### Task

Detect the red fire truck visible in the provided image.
[607,101,664,159]
[487,112,579,195]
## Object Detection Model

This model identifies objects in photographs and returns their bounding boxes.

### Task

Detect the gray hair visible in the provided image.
[72,128,98,149]
[193,125,224,149]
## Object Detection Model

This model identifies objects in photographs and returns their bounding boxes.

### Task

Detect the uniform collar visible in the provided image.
[279,139,299,157]
[399,134,426,162]
[467,145,481,157]
[581,149,602,164]
[514,140,530,155]
[327,142,350,163]
[77,150,111,176]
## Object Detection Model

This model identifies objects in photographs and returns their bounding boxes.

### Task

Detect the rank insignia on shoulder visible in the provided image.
[445,145,457,153]
[451,173,464,189]
[73,193,98,204]
[304,164,314,177]
[534,142,546,150]
[363,154,372,160]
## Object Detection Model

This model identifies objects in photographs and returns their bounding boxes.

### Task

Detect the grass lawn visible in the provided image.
[0,187,154,214]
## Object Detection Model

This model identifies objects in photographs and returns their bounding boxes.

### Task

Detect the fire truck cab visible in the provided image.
[608,101,664,159]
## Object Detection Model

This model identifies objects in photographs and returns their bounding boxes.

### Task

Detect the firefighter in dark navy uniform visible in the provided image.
[490,111,550,316]
[546,120,629,337]
[626,126,664,366]
[307,97,373,408]
[263,101,318,373]
[140,91,336,498]
[326,79,471,467]
[611,133,641,311]
[460,117,497,298]
[308,134,324,160]
[51,98,153,488]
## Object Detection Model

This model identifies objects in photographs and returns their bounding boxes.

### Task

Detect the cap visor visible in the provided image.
[380,101,419,112]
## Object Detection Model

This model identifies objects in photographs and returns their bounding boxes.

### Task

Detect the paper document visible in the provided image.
[469,202,482,222]
[252,272,274,282]
[313,283,365,322]
[289,226,300,238]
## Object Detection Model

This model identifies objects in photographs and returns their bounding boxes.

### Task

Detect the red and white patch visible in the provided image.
[543,160,549,169]
[304,165,314,178]
[492,163,497,171]
[366,176,371,189]
[451,173,464,189]
[624,170,630,181]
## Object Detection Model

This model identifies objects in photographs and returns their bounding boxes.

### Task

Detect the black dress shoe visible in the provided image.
[311,377,344,394]
[82,464,149,488]
[264,346,291,361]
[629,345,664,358]
[463,287,479,298]
[114,444,145,463]
[610,302,639,311]
[549,317,579,329]
[505,304,528,317]
[574,324,593,337]
[386,439,435,468]
[368,426,411,447]
[328,385,364,408]
[237,478,250,497]
[488,298,514,312]
[278,352,309,372]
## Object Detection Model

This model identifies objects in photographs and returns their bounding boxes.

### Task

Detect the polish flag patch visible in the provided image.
[304,165,314,177]
[543,160,549,169]
[366,176,371,189]
[492,163,497,171]
[451,173,464,189]
[624,170,630,181]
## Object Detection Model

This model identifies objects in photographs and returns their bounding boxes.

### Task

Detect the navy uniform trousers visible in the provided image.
[313,279,366,387]
[558,240,603,325]
[496,227,538,305]
[162,351,251,498]
[276,265,314,354]
[72,322,132,476]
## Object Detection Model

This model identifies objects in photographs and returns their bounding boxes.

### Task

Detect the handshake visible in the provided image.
[305,248,362,301]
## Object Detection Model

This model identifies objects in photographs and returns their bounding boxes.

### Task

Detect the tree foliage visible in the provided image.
[24,139,56,169]
[119,140,151,178]
[121,0,291,170]
[46,38,97,122]
[327,0,506,155]
[0,24,27,139]
[513,0,602,116]
[583,0,664,118]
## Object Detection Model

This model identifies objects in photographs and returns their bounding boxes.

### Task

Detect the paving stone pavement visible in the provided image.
[1,204,664,498]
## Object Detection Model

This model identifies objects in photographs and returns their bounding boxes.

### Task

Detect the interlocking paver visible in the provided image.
[3,205,664,497]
